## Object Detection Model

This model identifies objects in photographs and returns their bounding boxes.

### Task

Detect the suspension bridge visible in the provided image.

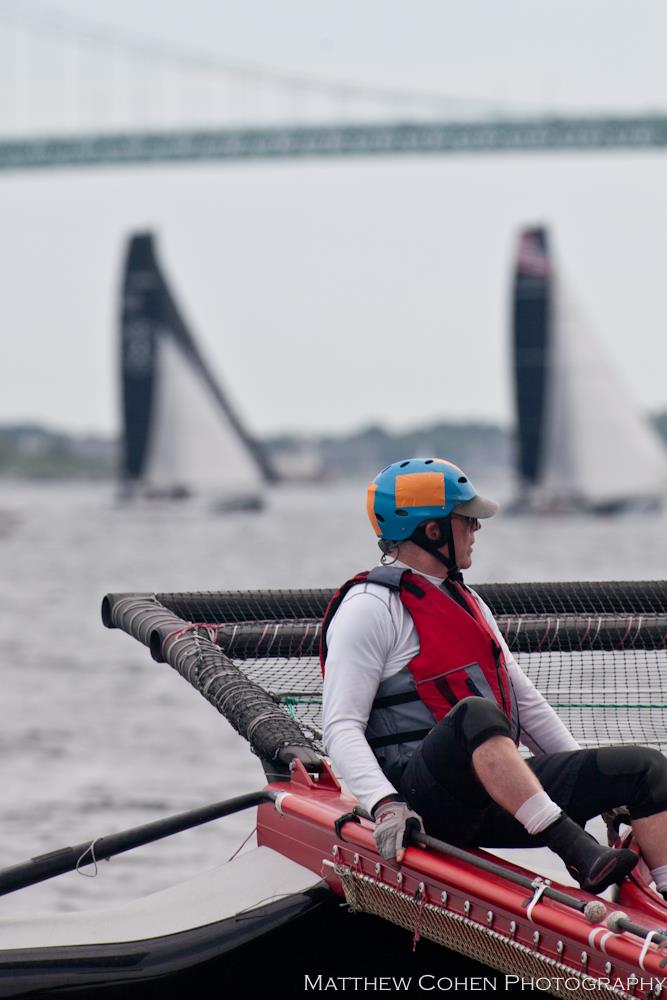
[2,2,667,172]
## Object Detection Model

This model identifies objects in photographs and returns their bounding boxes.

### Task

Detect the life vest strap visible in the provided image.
[367,728,432,749]
[372,690,421,709]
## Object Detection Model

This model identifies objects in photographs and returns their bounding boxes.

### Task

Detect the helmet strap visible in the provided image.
[379,548,399,566]
[410,518,462,581]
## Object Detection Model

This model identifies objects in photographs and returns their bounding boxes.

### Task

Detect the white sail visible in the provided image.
[120,233,274,507]
[511,227,667,513]
[143,330,264,497]
[540,271,667,508]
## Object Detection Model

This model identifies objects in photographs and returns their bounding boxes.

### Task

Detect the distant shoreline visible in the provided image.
[1,413,665,481]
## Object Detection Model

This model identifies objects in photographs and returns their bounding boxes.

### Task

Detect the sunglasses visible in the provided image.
[452,514,481,531]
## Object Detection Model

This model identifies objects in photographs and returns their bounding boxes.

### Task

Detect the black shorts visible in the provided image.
[398,712,667,848]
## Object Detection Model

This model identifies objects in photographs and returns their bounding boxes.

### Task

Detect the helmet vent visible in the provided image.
[394,509,408,517]
[376,514,385,523]
[458,476,468,483]
[424,459,434,464]
[399,461,410,468]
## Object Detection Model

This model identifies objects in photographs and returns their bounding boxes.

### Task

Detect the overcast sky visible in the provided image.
[1,0,667,438]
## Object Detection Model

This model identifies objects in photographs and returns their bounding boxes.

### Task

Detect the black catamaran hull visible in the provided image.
[0,884,503,998]
[0,889,328,998]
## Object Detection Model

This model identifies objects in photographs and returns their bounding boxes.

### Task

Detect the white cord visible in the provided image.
[75,838,101,878]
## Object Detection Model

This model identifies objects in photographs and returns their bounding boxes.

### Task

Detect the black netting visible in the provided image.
[156,589,332,623]
[152,580,667,622]
[103,582,667,761]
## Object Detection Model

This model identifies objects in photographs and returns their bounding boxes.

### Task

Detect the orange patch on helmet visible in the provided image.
[366,482,381,535]
[395,472,446,509]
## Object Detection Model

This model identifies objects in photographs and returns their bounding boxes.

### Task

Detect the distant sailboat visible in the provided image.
[511,226,667,514]
[119,233,276,508]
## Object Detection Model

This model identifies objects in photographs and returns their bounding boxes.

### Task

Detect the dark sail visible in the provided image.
[119,233,276,494]
[511,227,551,489]
[120,234,159,485]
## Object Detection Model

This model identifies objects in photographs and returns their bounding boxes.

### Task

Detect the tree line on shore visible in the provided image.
[0,413,665,481]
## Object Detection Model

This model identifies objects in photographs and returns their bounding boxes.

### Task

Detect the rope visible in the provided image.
[226,826,257,863]
[412,883,427,951]
[638,929,663,970]
[281,695,322,721]
[76,838,101,878]
[161,622,220,661]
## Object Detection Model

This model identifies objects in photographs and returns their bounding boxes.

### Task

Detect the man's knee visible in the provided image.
[449,697,511,757]
[597,745,667,818]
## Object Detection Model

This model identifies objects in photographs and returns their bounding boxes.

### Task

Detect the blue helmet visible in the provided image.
[366,457,498,548]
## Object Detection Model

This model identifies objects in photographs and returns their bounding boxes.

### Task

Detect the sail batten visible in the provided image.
[120,233,273,503]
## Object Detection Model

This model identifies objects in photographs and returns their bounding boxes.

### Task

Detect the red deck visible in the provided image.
[257,761,667,997]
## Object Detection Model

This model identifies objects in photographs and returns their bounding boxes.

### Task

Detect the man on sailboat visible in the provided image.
[321,458,667,895]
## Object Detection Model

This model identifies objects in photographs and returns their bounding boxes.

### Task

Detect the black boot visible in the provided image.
[541,813,638,894]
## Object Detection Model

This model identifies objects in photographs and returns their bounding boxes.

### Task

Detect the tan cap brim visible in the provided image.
[452,495,499,519]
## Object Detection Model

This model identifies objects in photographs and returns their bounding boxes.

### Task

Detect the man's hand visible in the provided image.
[602,806,632,846]
[373,799,423,863]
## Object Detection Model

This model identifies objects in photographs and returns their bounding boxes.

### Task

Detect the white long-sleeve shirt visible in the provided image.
[322,563,580,814]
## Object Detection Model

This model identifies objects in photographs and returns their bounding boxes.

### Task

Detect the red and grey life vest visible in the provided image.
[320,565,520,785]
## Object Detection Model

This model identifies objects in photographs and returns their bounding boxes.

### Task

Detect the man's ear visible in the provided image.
[424,520,441,542]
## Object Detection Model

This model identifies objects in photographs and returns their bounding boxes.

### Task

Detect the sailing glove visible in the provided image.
[602,806,632,846]
[373,798,423,861]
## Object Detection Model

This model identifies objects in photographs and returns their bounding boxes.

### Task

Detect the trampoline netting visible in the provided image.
[103,580,666,764]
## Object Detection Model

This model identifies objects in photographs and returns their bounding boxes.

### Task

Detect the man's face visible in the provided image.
[449,513,481,569]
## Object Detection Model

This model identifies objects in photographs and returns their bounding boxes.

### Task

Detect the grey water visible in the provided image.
[0,479,665,917]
